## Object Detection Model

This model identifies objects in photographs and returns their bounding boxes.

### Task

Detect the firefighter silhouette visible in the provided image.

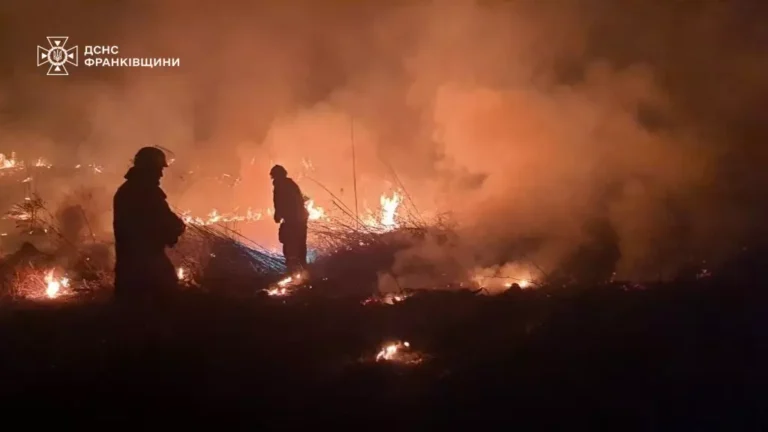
[113,147,185,305]
[270,165,308,273]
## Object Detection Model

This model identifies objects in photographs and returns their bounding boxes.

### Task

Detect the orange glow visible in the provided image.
[44,269,69,299]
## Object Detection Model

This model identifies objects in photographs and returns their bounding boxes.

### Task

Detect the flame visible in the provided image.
[34,158,52,168]
[8,210,32,221]
[266,272,305,296]
[363,292,411,306]
[374,341,423,365]
[0,152,19,170]
[44,269,69,299]
[305,199,325,221]
[277,275,295,287]
[277,271,303,287]
[181,200,327,226]
[376,342,409,361]
[361,192,402,232]
[182,207,264,226]
[380,192,401,228]
[177,267,186,280]
[266,287,289,296]
[473,263,537,294]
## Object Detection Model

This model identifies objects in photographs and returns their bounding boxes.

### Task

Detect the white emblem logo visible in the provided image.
[37,37,78,76]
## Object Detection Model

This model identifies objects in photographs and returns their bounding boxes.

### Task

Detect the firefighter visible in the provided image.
[270,165,308,273]
[113,147,186,306]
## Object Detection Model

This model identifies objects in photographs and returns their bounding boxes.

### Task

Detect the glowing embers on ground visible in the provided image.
[176,265,197,287]
[362,292,412,306]
[265,271,307,297]
[374,341,424,365]
[471,263,539,294]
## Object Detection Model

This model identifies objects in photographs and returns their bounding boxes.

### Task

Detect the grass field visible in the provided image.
[0,275,764,429]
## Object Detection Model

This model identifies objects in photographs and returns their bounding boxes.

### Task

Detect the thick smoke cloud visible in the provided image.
[0,0,765,281]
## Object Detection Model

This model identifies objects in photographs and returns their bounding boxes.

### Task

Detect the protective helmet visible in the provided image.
[270,164,287,179]
[133,147,168,169]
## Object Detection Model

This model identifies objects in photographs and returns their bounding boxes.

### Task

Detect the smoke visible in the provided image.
[0,0,765,282]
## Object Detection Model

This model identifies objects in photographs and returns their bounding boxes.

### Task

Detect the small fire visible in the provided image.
[305,199,325,221]
[266,287,289,296]
[380,192,401,228]
[473,263,537,294]
[177,267,186,280]
[278,273,298,287]
[44,269,69,299]
[0,152,20,170]
[265,271,305,296]
[362,292,411,306]
[376,342,408,361]
[7,210,32,221]
[34,157,52,168]
[182,207,264,226]
[374,341,422,364]
[361,192,403,232]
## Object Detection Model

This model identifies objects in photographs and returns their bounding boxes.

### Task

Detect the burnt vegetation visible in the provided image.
[0,189,765,427]
[1,0,767,427]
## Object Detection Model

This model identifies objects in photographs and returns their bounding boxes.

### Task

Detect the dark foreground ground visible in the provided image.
[0,276,766,429]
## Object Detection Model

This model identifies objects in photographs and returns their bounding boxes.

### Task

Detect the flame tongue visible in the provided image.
[266,271,305,296]
[372,340,424,365]
[306,199,325,220]
[44,269,69,299]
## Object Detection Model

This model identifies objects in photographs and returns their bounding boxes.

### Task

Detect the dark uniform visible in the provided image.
[113,147,185,305]
[271,165,308,273]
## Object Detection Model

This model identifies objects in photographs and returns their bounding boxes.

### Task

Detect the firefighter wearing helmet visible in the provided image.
[113,147,185,306]
[271,165,309,273]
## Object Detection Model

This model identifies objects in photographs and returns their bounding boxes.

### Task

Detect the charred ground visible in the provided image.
[1,249,765,429]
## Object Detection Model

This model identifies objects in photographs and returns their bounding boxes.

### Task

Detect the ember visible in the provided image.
[362,292,411,306]
[264,271,306,297]
[266,287,289,297]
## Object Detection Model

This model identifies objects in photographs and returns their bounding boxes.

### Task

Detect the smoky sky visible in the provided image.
[0,0,766,280]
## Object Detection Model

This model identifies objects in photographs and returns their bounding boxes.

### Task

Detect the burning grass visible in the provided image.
[0,152,565,303]
[374,341,425,365]
[5,266,72,300]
